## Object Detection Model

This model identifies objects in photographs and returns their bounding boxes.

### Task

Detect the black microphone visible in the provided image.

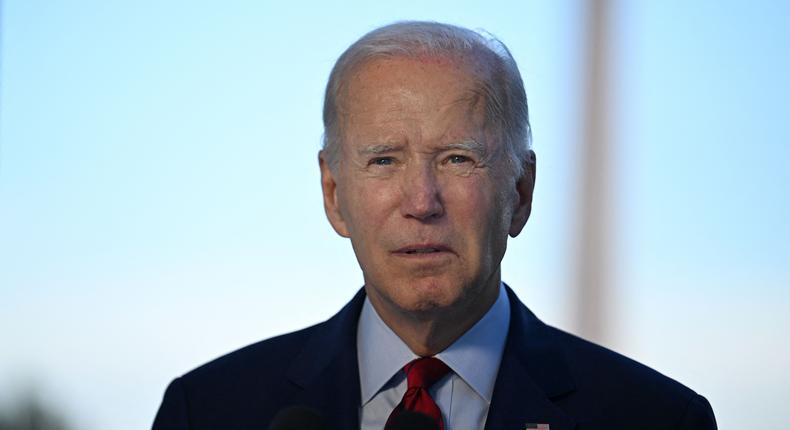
[267,406,325,430]
[386,411,441,430]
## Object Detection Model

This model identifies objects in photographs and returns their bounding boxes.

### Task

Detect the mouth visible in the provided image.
[393,244,453,256]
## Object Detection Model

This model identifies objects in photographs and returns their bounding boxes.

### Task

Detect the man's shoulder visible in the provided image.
[180,322,320,388]
[507,288,706,404]
[502,287,715,427]
[548,324,690,392]
[153,323,330,430]
[180,288,367,389]
[538,323,715,427]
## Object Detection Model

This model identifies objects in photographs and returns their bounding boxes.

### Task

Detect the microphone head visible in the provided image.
[267,406,325,430]
[387,411,441,430]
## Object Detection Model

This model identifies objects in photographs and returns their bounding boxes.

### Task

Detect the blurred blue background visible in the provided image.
[1,1,788,429]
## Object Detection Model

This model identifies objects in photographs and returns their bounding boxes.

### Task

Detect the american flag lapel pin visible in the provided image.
[525,424,550,430]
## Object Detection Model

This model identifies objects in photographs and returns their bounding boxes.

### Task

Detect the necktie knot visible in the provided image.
[386,357,450,430]
[404,357,451,389]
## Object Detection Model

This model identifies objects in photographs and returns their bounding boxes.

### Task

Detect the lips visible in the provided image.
[394,244,452,255]
[405,248,441,254]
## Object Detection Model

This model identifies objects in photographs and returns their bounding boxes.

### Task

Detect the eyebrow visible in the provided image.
[441,139,486,156]
[357,143,404,156]
[356,139,486,157]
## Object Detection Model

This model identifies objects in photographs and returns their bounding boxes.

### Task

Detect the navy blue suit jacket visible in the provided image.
[152,287,716,429]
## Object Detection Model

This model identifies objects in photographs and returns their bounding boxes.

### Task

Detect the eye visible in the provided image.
[447,154,472,164]
[370,157,395,166]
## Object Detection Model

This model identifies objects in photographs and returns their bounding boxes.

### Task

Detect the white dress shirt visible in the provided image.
[357,283,511,430]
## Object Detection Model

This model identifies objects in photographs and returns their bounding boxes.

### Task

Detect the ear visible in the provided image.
[319,151,351,238]
[509,150,536,237]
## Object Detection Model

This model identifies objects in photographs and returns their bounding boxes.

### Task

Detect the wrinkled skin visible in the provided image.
[320,56,535,354]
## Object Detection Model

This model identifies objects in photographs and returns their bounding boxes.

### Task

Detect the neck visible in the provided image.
[366,275,501,357]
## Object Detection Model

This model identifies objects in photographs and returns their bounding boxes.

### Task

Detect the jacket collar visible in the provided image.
[484,285,577,430]
[285,285,577,430]
[285,288,366,429]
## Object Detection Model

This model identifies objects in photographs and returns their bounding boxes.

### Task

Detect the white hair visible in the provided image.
[322,20,532,178]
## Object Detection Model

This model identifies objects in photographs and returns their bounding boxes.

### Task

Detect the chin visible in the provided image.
[392,276,466,314]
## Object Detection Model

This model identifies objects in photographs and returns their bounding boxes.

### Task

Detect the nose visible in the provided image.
[400,164,445,221]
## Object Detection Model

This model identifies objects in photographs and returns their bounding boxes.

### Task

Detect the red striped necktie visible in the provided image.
[385,357,451,430]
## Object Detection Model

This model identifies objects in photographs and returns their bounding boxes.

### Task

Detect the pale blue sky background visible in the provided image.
[1,1,788,429]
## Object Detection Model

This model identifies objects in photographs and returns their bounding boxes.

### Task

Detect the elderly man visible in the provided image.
[153,21,717,430]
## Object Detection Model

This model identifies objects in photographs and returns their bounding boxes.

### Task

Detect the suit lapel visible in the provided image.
[284,288,366,429]
[484,286,577,430]
[278,286,577,430]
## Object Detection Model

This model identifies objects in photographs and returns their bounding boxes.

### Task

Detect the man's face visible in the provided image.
[320,56,534,320]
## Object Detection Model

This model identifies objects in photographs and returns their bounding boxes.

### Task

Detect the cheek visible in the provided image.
[444,176,511,248]
[341,179,399,237]
[445,176,499,224]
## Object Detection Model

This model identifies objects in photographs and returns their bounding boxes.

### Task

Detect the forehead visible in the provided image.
[348,55,476,92]
[338,56,486,139]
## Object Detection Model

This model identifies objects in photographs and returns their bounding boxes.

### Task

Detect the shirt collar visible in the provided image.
[356,283,511,405]
[357,295,418,405]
